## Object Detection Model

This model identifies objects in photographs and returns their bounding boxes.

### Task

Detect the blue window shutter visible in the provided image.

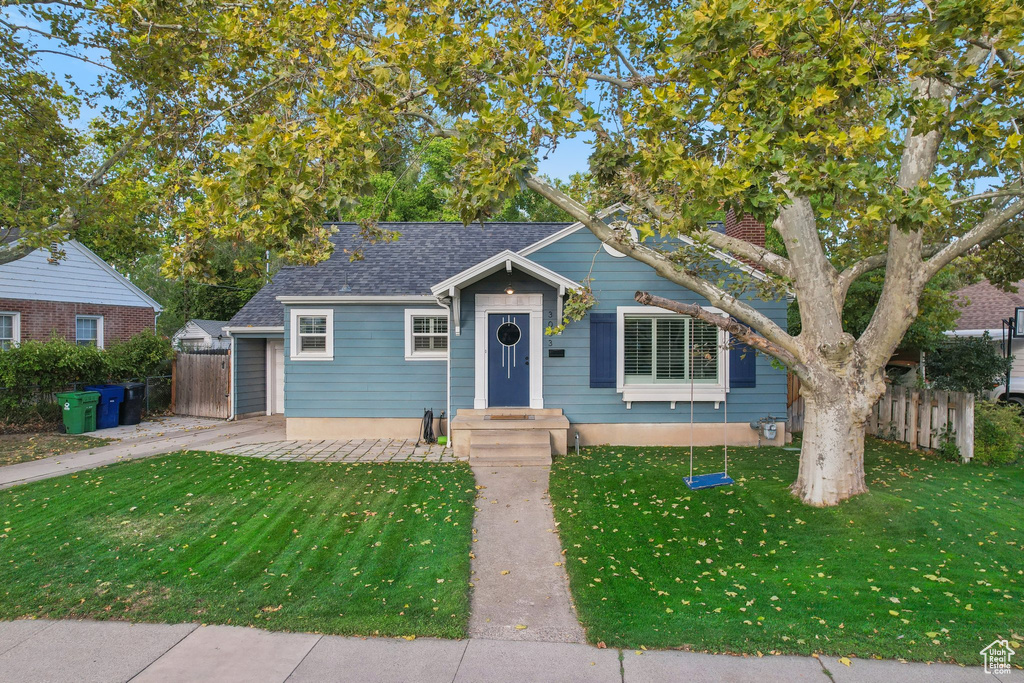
[590,313,616,388]
[730,338,757,388]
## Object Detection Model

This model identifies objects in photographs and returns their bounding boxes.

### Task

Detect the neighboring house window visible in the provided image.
[0,312,20,350]
[76,315,103,349]
[617,306,726,404]
[289,309,333,360]
[404,309,448,360]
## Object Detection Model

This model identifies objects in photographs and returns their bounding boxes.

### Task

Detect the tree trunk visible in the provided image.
[791,384,879,506]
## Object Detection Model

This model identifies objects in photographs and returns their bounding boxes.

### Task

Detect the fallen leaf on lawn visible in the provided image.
[403,635,416,641]
[838,657,851,667]
[597,642,607,649]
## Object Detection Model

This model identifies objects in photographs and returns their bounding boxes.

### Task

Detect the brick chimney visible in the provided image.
[724,209,766,248]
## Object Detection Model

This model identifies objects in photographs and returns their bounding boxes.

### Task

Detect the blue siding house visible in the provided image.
[225,207,789,457]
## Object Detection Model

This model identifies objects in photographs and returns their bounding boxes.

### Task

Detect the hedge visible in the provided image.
[0,331,172,421]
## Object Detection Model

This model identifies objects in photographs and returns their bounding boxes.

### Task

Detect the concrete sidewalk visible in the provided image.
[0,416,284,490]
[0,620,991,683]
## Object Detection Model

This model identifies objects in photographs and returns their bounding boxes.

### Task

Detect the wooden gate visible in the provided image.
[173,349,230,418]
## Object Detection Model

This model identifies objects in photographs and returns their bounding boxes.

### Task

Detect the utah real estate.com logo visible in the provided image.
[981,639,1016,676]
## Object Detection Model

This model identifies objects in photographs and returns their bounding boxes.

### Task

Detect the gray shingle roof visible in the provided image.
[228,221,570,328]
[191,319,229,337]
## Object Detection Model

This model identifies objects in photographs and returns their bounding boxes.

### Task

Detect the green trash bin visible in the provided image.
[56,391,100,434]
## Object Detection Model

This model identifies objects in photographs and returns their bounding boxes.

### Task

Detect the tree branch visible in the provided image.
[635,291,806,373]
[525,175,801,358]
[949,188,1024,206]
[925,199,1024,277]
[625,190,794,279]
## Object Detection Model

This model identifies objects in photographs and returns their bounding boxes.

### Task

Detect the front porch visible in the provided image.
[451,408,569,465]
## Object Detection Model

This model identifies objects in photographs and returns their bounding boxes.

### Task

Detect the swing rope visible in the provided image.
[689,360,695,481]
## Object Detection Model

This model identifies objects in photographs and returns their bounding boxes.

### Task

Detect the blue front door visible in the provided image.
[488,313,530,407]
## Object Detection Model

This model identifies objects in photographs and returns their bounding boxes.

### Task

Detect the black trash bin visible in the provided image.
[119,382,146,425]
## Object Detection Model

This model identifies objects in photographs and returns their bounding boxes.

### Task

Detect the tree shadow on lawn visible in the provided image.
[549,438,1024,664]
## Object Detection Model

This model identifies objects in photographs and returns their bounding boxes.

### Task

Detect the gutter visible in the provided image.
[435,294,453,450]
[275,295,436,304]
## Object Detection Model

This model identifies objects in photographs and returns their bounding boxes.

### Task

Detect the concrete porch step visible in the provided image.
[469,429,551,466]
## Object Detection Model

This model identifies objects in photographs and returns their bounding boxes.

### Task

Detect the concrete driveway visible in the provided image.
[0,415,284,489]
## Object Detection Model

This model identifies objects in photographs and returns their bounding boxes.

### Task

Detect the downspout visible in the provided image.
[435,294,453,449]
[227,331,236,420]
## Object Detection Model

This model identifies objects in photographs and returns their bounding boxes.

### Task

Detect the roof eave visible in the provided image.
[429,250,582,297]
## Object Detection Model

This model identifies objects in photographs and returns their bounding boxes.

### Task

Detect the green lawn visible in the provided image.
[550,439,1023,663]
[0,452,475,638]
[0,433,111,467]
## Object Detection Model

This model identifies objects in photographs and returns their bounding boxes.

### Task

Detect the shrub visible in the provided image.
[928,333,1013,396]
[973,400,1024,465]
[0,332,173,423]
[104,330,172,379]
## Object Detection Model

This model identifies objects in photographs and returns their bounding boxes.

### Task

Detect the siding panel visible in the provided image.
[284,304,446,418]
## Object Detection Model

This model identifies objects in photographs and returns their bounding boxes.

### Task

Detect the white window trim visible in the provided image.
[0,311,21,348]
[76,314,104,349]
[404,308,449,361]
[474,293,544,409]
[616,305,729,406]
[289,308,334,361]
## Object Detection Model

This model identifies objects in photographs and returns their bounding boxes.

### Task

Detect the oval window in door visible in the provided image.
[496,322,522,346]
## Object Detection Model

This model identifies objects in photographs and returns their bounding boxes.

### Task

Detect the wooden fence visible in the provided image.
[173,349,230,419]
[787,377,975,461]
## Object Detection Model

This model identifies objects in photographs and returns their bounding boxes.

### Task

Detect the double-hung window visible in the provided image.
[405,309,448,360]
[76,315,103,348]
[0,312,19,350]
[617,307,726,404]
[290,309,333,360]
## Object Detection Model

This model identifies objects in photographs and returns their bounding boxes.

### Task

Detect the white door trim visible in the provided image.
[474,293,544,409]
[265,339,285,415]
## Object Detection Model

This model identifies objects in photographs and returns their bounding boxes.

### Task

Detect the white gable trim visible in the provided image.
[430,250,581,297]
[518,204,771,284]
[70,241,164,311]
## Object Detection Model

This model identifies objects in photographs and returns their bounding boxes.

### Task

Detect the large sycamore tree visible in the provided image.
[3,0,1023,504]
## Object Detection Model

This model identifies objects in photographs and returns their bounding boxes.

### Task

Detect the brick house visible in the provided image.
[0,235,162,350]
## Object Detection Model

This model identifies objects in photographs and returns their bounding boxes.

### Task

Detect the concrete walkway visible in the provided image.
[0,620,992,683]
[468,466,586,643]
[0,416,284,490]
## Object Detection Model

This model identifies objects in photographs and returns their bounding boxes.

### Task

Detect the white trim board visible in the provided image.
[474,293,544,409]
[430,250,581,297]
[0,311,21,347]
[616,305,729,406]
[289,308,334,361]
[404,307,449,361]
[76,314,104,349]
